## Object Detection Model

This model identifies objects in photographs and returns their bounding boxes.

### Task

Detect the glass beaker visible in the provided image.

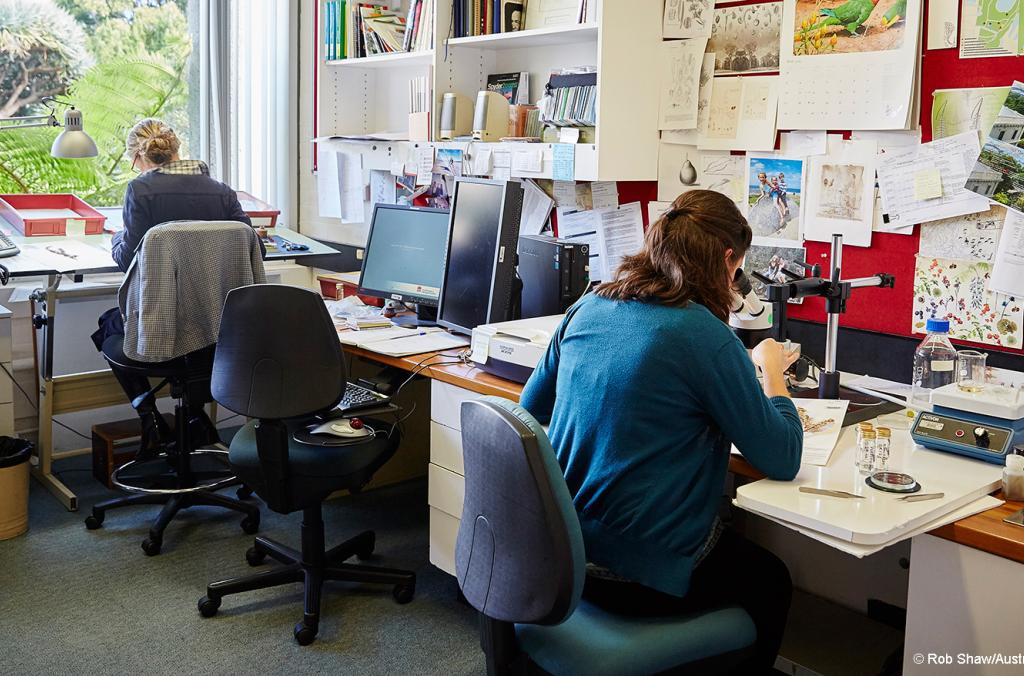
[957,350,988,393]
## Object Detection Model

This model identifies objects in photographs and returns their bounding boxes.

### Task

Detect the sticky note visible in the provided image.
[913,168,943,200]
[552,144,575,181]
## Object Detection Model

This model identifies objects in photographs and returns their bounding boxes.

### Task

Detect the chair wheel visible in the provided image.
[293,622,318,646]
[84,514,103,530]
[236,485,254,500]
[240,514,260,535]
[141,537,162,556]
[355,532,376,560]
[392,581,415,604]
[245,546,267,567]
[197,596,221,618]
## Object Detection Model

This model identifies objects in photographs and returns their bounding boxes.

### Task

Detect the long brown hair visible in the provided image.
[595,190,751,321]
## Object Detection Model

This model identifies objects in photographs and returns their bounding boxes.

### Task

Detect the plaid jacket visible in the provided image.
[118,221,266,362]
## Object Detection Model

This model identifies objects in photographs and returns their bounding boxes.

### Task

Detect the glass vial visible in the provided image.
[857,427,876,475]
[874,427,892,472]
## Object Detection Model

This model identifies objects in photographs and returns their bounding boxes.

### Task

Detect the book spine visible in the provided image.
[325,1,334,61]
[493,0,500,33]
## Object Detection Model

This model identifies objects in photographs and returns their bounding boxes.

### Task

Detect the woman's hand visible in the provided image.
[752,339,799,374]
[752,339,800,399]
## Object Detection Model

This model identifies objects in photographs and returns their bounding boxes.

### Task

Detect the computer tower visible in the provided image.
[517,235,590,319]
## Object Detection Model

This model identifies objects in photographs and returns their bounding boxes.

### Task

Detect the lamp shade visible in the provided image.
[50,108,98,159]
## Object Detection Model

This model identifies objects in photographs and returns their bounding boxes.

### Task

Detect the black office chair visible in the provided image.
[457,397,757,676]
[85,222,263,555]
[197,284,416,646]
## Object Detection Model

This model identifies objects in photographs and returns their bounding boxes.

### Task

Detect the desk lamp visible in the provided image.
[753,234,895,400]
[0,99,98,159]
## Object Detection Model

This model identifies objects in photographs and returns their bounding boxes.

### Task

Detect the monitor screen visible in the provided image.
[358,205,450,306]
[438,179,516,333]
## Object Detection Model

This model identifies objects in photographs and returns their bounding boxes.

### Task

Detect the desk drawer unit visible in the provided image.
[428,380,482,574]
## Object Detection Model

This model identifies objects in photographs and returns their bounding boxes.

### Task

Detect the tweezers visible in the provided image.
[799,486,865,499]
[898,493,945,503]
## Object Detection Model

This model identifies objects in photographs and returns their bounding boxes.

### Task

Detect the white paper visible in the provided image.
[366,331,470,357]
[558,209,606,281]
[699,76,779,152]
[596,203,645,279]
[927,0,959,50]
[707,2,782,75]
[850,129,922,155]
[931,86,1012,142]
[369,170,397,208]
[521,179,554,235]
[663,0,713,39]
[990,209,1024,296]
[524,0,578,30]
[590,181,619,210]
[492,150,512,180]
[804,139,878,248]
[918,205,1007,261]
[511,148,544,175]
[648,200,674,223]
[778,0,923,130]
[468,146,493,176]
[797,399,851,466]
[338,326,440,347]
[316,148,342,219]
[658,38,708,130]
[779,131,827,157]
[414,146,434,186]
[18,241,118,274]
[876,132,990,228]
[338,151,365,224]
[552,181,577,208]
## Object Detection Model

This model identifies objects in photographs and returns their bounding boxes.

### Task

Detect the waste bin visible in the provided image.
[0,437,33,540]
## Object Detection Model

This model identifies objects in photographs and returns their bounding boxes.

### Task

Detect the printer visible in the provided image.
[469,315,564,383]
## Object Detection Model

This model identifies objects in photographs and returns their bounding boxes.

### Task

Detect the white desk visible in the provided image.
[735,425,1004,545]
[0,215,337,510]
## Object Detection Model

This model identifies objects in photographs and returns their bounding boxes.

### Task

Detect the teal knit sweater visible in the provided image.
[521,293,803,597]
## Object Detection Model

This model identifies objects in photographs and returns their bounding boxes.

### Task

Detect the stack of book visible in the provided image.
[507,105,541,138]
[538,68,597,127]
[454,1,526,38]
[324,1,433,60]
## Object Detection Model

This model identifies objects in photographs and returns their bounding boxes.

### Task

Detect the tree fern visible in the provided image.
[0,56,186,205]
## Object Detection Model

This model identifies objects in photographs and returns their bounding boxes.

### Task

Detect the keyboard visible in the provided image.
[336,381,392,414]
[0,232,20,258]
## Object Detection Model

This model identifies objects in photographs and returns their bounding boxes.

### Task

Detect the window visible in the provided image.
[997,130,1005,140]
[0,0,194,205]
[1,0,295,217]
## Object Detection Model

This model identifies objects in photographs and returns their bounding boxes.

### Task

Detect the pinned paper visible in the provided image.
[913,169,944,201]
[552,144,575,181]
[559,127,581,143]
[590,182,619,210]
[414,146,434,186]
[469,146,493,175]
[390,154,406,177]
[552,181,576,207]
[512,148,544,174]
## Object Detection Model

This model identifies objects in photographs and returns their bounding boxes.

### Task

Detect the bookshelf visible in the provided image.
[307,0,661,245]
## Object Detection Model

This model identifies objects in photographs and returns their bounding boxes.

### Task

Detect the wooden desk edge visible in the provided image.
[345,343,1024,566]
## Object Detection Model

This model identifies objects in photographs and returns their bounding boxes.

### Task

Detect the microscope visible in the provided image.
[730,234,896,400]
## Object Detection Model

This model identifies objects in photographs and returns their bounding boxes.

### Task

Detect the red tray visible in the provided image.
[236,191,280,228]
[0,194,106,237]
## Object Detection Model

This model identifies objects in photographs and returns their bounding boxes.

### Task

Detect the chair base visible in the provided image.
[84,486,260,556]
[198,506,416,646]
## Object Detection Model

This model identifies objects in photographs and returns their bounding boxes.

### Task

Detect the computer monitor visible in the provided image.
[358,204,451,314]
[437,178,524,335]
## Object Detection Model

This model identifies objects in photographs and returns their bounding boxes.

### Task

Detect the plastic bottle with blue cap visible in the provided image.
[912,318,957,405]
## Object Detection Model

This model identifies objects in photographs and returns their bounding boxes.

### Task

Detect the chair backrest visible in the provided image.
[118,220,266,362]
[456,397,586,626]
[212,284,345,419]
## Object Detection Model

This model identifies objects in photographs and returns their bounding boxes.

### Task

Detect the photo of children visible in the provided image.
[745,155,803,242]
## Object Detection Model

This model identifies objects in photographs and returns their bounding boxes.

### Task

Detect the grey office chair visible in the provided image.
[197,284,415,646]
[457,397,757,675]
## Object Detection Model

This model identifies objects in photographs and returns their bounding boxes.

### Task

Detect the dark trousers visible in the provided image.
[92,308,153,411]
[582,529,792,674]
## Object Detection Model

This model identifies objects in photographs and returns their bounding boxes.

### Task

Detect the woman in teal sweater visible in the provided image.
[521,189,803,673]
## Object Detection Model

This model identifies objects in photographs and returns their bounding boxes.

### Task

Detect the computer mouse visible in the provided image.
[309,419,371,439]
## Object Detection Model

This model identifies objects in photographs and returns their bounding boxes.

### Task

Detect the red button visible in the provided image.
[954,429,965,438]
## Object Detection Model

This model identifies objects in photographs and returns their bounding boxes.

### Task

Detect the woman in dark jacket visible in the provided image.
[93,118,253,455]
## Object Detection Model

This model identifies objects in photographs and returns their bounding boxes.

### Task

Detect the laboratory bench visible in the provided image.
[344,340,1024,673]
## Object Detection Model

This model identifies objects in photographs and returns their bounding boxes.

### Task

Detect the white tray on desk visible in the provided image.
[735,427,1004,544]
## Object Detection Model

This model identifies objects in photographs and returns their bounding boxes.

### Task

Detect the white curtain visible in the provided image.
[190,0,298,224]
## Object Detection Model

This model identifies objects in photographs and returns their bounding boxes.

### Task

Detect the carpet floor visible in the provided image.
[0,455,482,676]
